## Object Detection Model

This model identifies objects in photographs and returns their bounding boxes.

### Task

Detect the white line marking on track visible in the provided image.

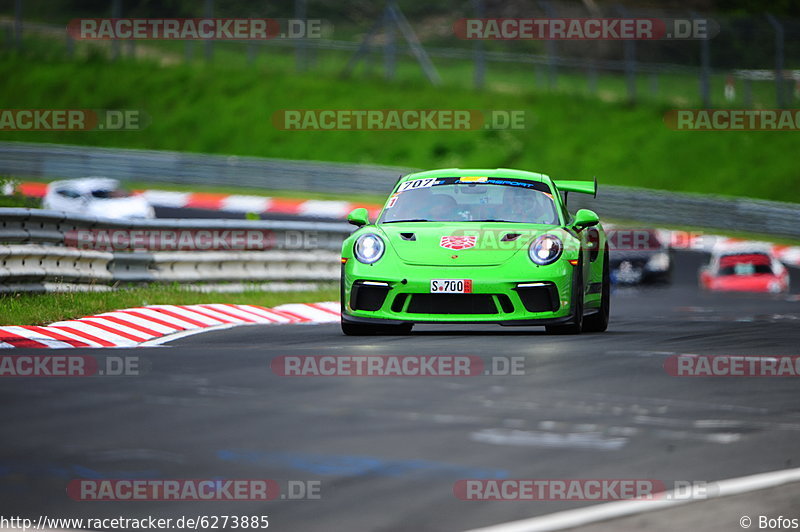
[139,324,238,346]
[463,466,800,532]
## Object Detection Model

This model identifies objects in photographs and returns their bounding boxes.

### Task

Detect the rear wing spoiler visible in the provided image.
[553,177,597,198]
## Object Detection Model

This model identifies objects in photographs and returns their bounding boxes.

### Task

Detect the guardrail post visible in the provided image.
[110,0,121,60]
[649,73,658,98]
[615,4,637,104]
[204,0,214,63]
[471,0,486,90]
[743,78,753,107]
[14,0,23,49]
[66,31,75,58]
[384,2,396,80]
[537,0,558,90]
[295,0,308,72]
[247,41,256,65]
[765,13,785,108]
[692,11,711,108]
[587,63,598,95]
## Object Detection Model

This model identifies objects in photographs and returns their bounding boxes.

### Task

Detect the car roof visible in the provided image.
[48,177,121,193]
[712,241,775,257]
[399,168,551,183]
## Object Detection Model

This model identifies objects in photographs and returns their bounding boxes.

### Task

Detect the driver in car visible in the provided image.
[502,187,556,224]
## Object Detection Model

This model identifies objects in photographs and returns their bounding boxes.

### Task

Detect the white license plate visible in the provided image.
[430,279,473,293]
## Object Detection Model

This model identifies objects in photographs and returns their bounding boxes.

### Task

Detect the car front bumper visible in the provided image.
[341,261,577,325]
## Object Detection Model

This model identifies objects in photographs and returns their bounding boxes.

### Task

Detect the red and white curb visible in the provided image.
[0,302,340,348]
[17,182,382,220]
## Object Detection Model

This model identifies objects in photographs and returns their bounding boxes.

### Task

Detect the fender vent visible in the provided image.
[501,233,521,241]
[400,233,416,241]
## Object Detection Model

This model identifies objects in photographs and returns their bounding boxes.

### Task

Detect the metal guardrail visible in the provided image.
[2,141,799,239]
[0,207,352,291]
[0,141,407,195]
[568,187,800,240]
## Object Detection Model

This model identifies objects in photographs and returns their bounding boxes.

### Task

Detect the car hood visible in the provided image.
[377,222,548,266]
[87,197,153,219]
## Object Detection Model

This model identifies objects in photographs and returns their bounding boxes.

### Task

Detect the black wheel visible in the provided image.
[583,245,610,333]
[545,258,584,335]
[341,320,412,336]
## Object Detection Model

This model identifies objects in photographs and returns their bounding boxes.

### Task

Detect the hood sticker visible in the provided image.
[440,235,477,250]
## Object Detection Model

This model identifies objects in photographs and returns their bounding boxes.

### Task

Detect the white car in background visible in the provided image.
[42,177,155,219]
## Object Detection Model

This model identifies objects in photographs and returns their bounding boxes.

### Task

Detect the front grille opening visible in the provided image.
[351,282,390,311]
[391,293,409,313]
[514,283,559,313]
[496,294,514,313]
[406,294,499,315]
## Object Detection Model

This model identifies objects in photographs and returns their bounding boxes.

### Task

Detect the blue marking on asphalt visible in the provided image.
[217,450,508,479]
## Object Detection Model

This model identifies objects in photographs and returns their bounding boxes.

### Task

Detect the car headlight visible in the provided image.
[529,234,563,265]
[354,233,385,264]
[647,252,670,271]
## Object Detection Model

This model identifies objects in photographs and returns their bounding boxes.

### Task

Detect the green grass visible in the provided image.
[0,285,339,326]
[0,45,800,208]
[1,44,798,204]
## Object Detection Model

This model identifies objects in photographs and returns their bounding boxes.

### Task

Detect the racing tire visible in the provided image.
[583,245,610,333]
[545,258,584,335]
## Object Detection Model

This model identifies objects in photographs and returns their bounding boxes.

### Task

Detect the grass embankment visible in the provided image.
[0,285,339,326]
[0,48,798,203]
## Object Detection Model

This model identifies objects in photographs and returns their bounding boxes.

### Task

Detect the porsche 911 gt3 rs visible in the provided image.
[340,168,609,335]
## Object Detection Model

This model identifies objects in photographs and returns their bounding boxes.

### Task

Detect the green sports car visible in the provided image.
[340,168,610,335]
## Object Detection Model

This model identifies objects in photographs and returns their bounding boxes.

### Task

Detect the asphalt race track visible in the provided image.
[2,251,799,531]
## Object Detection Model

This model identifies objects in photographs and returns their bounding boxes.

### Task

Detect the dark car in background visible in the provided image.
[606,227,672,285]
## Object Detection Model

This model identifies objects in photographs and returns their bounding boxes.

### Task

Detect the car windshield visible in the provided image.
[718,254,774,276]
[91,188,130,199]
[379,176,559,224]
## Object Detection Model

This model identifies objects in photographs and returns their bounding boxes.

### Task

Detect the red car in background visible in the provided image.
[700,244,790,293]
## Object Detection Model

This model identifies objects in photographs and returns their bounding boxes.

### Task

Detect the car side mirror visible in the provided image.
[573,209,600,231]
[347,208,370,227]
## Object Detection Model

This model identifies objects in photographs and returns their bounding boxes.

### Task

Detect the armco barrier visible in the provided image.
[2,141,799,238]
[0,244,113,287]
[113,250,340,283]
[0,208,353,291]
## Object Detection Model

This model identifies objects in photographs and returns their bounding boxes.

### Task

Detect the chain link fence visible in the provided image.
[3,0,799,107]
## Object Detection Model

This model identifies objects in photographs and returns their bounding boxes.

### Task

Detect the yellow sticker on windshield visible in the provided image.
[459,176,488,183]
